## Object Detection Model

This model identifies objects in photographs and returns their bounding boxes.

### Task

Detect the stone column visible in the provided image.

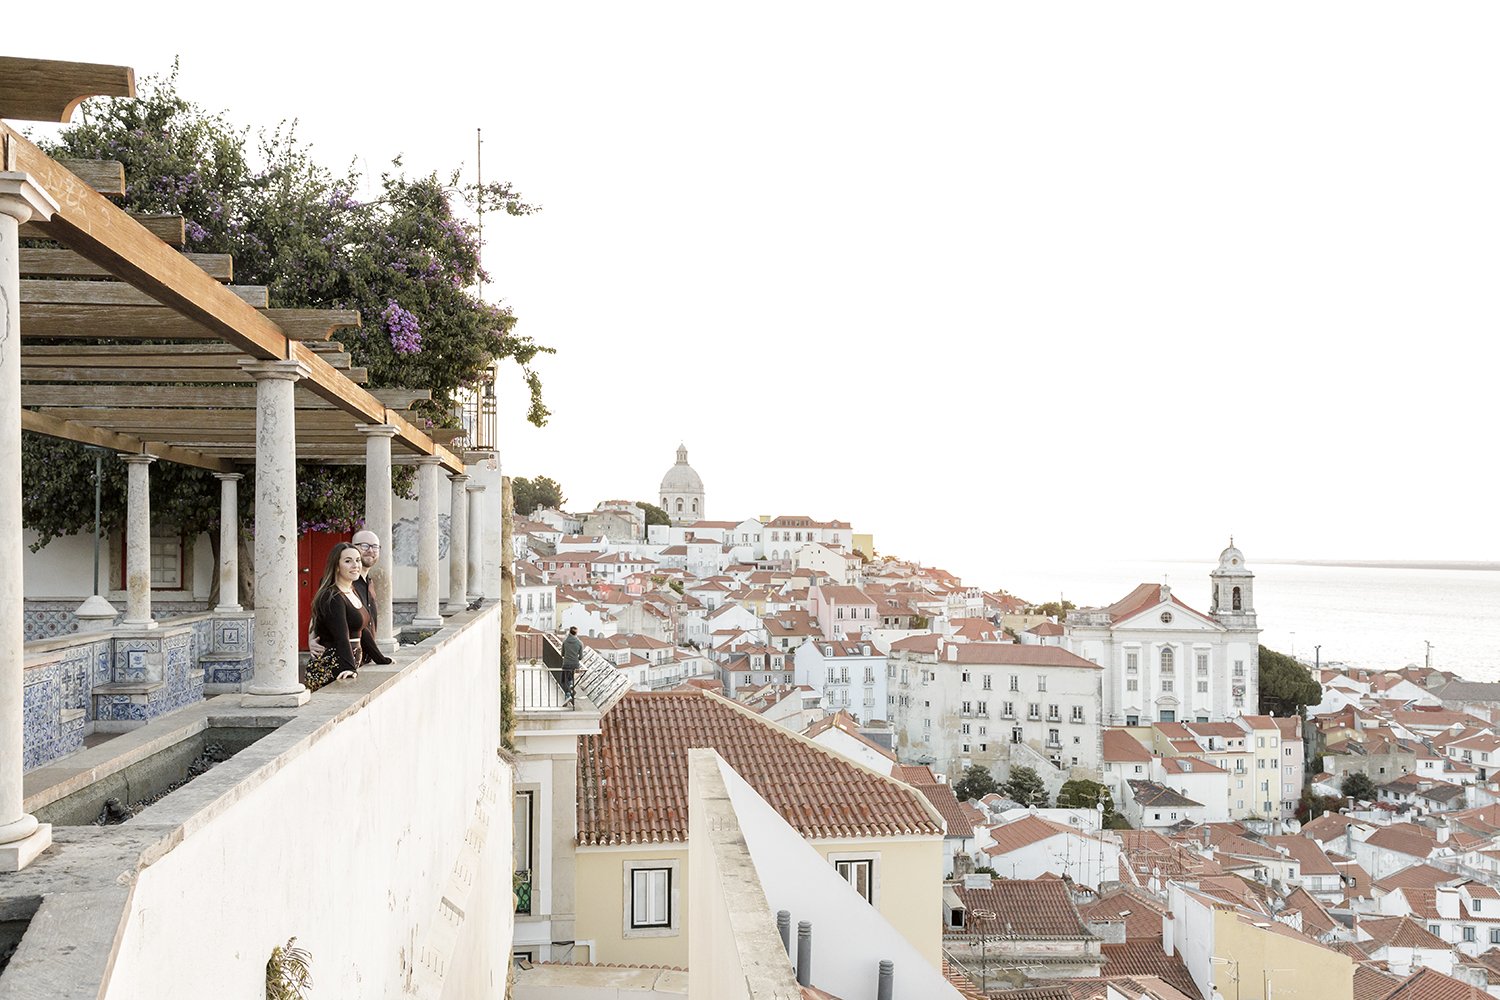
[120,454,157,628]
[213,473,244,613]
[241,361,310,707]
[467,483,487,600]
[0,173,59,869]
[358,424,398,652]
[412,457,444,629]
[445,473,470,615]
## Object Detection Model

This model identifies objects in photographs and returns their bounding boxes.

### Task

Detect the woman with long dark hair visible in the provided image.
[308,544,391,688]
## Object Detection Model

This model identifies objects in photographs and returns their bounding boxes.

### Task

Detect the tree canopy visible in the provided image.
[1056,778,1114,819]
[637,501,670,528]
[22,65,552,548]
[1258,645,1321,718]
[1341,771,1378,802]
[953,764,998,802]
[1001,766,1050,807]
[511,477,566,516]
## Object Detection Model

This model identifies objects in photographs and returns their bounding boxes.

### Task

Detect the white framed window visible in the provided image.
[831,854,879,904]
[1197,681,1208,693]
[1126,652,1139,673]
[1160,647,1174,674]
[625,862,679,935]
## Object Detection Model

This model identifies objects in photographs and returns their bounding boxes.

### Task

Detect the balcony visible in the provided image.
[1046,739,1063,750]
[516,633,631,715]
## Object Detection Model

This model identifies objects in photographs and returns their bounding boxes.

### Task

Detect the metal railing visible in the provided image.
[452,373,498,451]
[515,633,630,715]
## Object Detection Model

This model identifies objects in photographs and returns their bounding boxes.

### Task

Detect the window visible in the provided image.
[961,671,971,683]
[1162,679,1174,692]
[1233,660,1245,678]
[1464,926,1476,943]
[962,723,971,735]
[1071,705,1085,722]
[1009,675,1019,692]
[631,867,672,928]
[1430,924,1442,936]
[1126,652,1139,674]
[1160,647,1174,674]
[1489,928,1500,945]
[1197,681,1208,693]
[1127,680,1139,692]
[1028,704,1041,720]
[1196,652,1209,676]
[1038,676,1048,692]
[977,701,988,716]
[962,701,972,715]
[1047,728,1060,747]
[1047,704,1060,720]
[833,857,876,904]
[1126,715,1139,726]
[983,674,992,691]
[1002,701,1015,718]
[514,790,534,915]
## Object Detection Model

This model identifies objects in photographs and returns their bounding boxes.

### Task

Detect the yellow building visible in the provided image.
[574,690,946,967]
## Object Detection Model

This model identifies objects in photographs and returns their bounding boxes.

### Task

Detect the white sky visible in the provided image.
[25,2,1500,587]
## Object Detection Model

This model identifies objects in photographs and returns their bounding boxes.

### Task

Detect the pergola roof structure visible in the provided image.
[1,56,467,474]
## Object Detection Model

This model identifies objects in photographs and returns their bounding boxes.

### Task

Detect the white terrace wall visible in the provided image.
[101,604,512,1000]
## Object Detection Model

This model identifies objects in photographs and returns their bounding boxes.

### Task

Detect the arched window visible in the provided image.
[676,498,683,513]
[661,496,668,507]
[1232,586,1242,611]
[1160,647,1175,674]
[691,498,698,513]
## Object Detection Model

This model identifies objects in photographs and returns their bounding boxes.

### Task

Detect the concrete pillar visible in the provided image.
[412,457,444,629]
[120,454,157,628]
[445,473,470,614]
[466,483,487,600]
[358,424,398,652]
[213,472,244,613]
[241,361,310,707]
[0,172,59,870]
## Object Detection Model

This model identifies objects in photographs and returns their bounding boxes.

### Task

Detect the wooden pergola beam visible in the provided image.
[0,58,136,123]
[20,247,233,282]
[22,346,355,370]
[18,305,359,341]
[20,279,268,308]
[20,385,432,410]
[20,214,185,246]
[20,411,234,473]
[35,408,382,430]
[19,365,368,384]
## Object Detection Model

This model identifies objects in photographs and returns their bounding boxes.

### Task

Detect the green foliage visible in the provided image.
[1104,813,1133,830]
[511,476,566,515]
[909,615,930,629]
[1030,600,1076,619]
[266,937,313,1000]
[22,64,549,546]
[1056,778,1115,823]
[638,501,670,528]
[1299,788,1343,822]
[1341,771,1378,802]
[1258,645,1321,718]
[1001,765,1050,807]
[669,580,684,595]
[953,764,999,802]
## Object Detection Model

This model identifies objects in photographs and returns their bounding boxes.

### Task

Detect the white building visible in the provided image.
[983,814,1121,890]
[1065,543,1261,725]
[795,636,887,723]
[887,639,1104,784]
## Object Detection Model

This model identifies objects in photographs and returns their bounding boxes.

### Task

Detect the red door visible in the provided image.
[297,530,345,651]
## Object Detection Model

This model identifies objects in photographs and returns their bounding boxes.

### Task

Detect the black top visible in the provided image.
[353,575,377,629]
[313,589,389,675]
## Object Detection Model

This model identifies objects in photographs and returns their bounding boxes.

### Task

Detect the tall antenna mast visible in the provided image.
[475,127,484,298]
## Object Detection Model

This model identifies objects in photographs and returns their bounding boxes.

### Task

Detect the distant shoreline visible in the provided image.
[1256,559,1500,572]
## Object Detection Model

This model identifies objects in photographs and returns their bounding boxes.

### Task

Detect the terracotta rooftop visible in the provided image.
[1359,915,1446,950]
[1372,863,1456,894]
[1104,729,1154,763]
[988,815,1094,854]
[1386,967,1491,1000]
[576,691,943,846]
[1364,824,1438,859]
[1128,780,1202,808]
[1352,965,1404,1000]
[1266,835,1340,876]
[1097,942,1198,999]
[1077,886,1169,941]
[952,879,1094,940]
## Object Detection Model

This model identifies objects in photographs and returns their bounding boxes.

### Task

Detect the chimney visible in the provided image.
[947,643,959,663]
[1438,819,1450,844]
[1345,823,1354,856]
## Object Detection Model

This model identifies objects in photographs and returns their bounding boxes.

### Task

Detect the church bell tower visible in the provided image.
[1210,538,1256,629]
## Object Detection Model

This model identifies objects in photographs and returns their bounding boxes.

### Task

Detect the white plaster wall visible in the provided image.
[21,529,101,597]
[716,757,961,1000]
[103,606,511,1000]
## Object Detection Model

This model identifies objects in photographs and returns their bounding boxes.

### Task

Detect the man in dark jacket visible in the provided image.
[561,626,583,705]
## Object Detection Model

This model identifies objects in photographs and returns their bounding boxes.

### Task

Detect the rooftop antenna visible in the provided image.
[1425,640,1434,670]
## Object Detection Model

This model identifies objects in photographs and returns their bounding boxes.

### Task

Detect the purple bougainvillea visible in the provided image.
[382,299,423,355]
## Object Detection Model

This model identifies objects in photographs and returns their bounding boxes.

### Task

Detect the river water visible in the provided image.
[998,560,1500,680]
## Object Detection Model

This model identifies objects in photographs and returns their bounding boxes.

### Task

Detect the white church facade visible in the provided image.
[1063,543,1260,725]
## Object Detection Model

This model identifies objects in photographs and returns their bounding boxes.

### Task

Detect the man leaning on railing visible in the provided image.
[561,627,583,706]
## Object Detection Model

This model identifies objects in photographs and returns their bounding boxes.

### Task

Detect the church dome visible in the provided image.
[660,444,703,494]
